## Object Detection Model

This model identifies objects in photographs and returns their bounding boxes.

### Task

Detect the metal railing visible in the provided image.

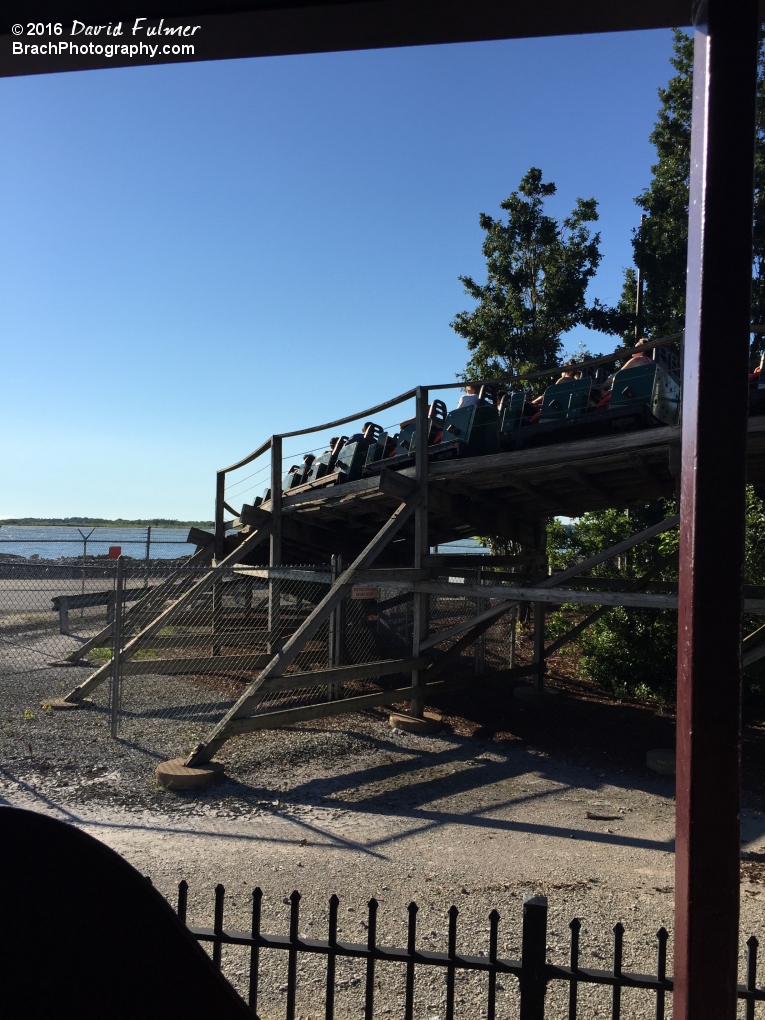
[173,882,765,1020]
[213,332,689,559]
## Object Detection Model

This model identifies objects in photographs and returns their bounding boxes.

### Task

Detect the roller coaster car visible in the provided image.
[282,464,305,491]
[363,400,450,475]
[499,360,680,451]
[498,391,535,433]
[334,422,384,482]
[305,436,348,484]
[437,388,500,457]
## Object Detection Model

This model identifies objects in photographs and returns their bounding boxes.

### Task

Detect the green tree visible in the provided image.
[621,28,765,354]
[451,168,606,382]
[551,29,765,704]
[625,29,693,340]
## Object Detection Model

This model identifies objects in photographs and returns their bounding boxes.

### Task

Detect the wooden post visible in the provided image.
[674,3,758,1018]
[532,521,548,692]
[269,436,282,654]
[327,553,343,700]
[533,602,545,693]
[211,571,223,657]
[509,607,516,670]
[214,472,226,564]
[410,386,429,717]
[474,565,486,675]
[144,525,151,589]
[109,556,125,740]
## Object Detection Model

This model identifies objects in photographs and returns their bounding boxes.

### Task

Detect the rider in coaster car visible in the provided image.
[529,359,580,411]
[456,383,481,409]
[594,338,654,407]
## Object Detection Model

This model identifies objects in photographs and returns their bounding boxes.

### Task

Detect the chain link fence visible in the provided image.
[1,560,517,760]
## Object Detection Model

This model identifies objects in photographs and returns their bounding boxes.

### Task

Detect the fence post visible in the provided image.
[214,472,226,563]
[328,553,342,700]
[144,525,151,589]
[269,436,283,654]
[509,607,517,670]
[410,385,429,717]
[533,522,548,692]
[109,555,125,740]
[474,566,486,675]
[519,894,547,1020]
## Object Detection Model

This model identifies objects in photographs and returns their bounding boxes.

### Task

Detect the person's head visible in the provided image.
[465,383,479,395]
[560,359,578,379]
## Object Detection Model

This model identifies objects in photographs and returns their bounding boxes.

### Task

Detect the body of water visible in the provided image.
[0,525,204,561]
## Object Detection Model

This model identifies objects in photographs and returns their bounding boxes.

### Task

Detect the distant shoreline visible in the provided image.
[0,518,213,528]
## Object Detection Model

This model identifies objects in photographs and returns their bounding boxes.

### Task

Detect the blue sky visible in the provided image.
[1,28,681,520]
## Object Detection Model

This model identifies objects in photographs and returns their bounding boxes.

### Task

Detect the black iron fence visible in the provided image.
[171,883,765,1019]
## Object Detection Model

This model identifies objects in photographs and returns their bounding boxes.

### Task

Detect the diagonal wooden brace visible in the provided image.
[58,522,272,704]
[185,495,421,765]
[416,514,681,653]
[66,541,214,663]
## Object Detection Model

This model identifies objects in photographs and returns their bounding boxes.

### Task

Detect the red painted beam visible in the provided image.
[675,1,759,1016]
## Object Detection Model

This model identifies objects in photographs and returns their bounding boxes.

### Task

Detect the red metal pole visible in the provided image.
[675,2,759,1016]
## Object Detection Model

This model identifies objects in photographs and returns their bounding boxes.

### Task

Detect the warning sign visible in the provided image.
[351,586,379,600]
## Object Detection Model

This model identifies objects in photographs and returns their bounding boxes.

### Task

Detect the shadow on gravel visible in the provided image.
[210,731,677,856]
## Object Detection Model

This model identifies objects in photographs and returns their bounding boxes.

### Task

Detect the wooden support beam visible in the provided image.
[60,522,272,703]
[260,656,427,693]
[566,466,615,505]
[185,494,421,765]
[232,566,332,583]
[543,556,675,659]
[411,385,430,717]
[225,676,463,734]
[280,515,360,561]
[65,541,215,662]
[419,600,513,652]
[411,579,765,612]
[439,479,539,547]
[428,422,681,482]
[140,631,272,649]
[379,467,536,547]
[742,620,765,667]
[424,553,545,569]
[354,568,429,583]
[121,653,271,676]
[629,453,666,491]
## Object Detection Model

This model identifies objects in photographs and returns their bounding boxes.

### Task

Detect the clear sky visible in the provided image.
[1,28,682,520]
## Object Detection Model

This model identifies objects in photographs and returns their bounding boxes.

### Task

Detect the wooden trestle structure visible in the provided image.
[55,382,765,768]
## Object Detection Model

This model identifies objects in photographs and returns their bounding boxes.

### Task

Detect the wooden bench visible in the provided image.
[51,588,152,634]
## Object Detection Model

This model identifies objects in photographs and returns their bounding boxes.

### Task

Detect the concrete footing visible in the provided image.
[41,698,81,710]
[646,748,676,775]
[155,758,226,790]
[388,711,443,734]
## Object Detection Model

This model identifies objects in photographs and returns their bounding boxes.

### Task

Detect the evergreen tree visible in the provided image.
[620,28,765,355]
[627,29,692,340]
[451,168,605,382]
[554,29,765,703]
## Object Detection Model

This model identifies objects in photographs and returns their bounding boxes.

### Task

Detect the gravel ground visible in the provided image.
[3,627,765,1018]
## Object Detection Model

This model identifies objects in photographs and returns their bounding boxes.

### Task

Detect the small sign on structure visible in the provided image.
[108,546,122,559]
[351,586,378,600]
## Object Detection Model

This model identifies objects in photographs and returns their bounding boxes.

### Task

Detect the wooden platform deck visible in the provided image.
[235,417,765,562]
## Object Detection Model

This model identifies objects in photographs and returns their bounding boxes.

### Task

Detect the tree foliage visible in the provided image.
[619,28,765,356]
[549,492,765,700]
[551,31,765,703]
[451,168,608,382]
